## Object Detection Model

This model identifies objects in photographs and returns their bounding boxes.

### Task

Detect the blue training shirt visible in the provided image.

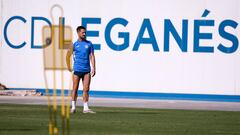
[73,40,94,72]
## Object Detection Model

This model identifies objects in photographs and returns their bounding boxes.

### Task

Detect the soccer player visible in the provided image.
[66,26,96,114]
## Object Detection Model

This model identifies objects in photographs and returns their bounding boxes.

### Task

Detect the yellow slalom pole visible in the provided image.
[44,73,53,135]
[52,25,58,135]
[66,71,72,135]
[42,19,53,135]
[59,17,66,135]
[50,6,58,135]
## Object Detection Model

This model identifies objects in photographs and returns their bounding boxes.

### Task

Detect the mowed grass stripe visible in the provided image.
[0,104,239,135]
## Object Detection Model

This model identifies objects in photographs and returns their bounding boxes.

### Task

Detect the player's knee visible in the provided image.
[83,87,90,92]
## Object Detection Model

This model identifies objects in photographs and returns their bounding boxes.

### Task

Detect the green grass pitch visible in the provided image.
[0,104,239,135]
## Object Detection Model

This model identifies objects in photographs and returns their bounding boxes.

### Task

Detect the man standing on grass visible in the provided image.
[66,26,96,114]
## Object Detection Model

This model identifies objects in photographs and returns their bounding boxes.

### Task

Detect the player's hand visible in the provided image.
[91,69,96,77]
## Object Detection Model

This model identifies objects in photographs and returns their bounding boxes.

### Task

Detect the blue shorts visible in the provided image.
[73,71,90,78]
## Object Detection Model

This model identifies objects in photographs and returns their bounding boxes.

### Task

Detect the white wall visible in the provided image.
[0,0,240,95]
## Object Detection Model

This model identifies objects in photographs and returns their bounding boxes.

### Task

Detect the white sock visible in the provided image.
[83,102,89,111]
[72,101,76,110]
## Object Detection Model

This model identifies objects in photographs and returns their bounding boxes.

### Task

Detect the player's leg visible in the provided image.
[71,74,80,113]
[82,73,95,113]
[82,73,90,103]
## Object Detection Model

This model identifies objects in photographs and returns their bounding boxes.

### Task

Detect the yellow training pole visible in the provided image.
[50,6,58,135]
[59,17,66,135]
[42,18,53,135]
[66,71,72,135]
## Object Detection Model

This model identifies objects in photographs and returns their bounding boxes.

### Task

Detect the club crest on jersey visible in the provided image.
[85,45,89,49]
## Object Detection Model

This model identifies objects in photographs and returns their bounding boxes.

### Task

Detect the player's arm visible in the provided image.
[90,52,96,77]
[66,44,73,72]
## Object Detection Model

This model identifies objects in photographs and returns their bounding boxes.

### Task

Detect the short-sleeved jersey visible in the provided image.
[73,40,94,72]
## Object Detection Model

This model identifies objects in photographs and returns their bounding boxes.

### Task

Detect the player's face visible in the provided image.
[78,29,86,40]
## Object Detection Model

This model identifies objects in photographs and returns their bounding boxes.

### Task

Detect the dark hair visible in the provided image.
[76,26,86,32]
